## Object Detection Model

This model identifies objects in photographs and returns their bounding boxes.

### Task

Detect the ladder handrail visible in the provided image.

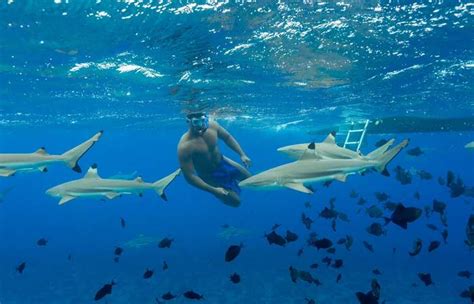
[356,119,370,152]
[343,122,354,149]
[342,119,370,152]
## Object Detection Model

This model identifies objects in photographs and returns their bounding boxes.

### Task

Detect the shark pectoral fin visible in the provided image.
[284,183,313,194]
[334,174,347,182]
[0,169,16,177]
[299,148,323,161]
[59,195,76,205]
[105,192,120,200]
[38,166,48,173]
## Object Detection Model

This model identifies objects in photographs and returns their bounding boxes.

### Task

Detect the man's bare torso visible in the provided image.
[178,125,222,178]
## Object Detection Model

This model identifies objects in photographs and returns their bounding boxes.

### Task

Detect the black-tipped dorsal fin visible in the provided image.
[84,164,100,179]
[323,133,336,145]
[35,147,48,155]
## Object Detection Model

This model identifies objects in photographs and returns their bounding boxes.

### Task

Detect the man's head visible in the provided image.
[186,111,209,135]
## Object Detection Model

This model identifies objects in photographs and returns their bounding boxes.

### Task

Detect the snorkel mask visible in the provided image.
[186,112,209,134]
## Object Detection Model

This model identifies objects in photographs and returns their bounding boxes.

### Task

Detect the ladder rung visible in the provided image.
[342,119,370,152]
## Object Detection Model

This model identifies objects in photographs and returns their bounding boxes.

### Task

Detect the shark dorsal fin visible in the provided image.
[299,142,322,161]
[134,176,144,183]
[84,164,100,179]
[35,147,48,155]
[323,133,336,145]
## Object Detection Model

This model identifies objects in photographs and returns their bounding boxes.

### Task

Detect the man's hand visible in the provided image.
[213,187,229,198]
[241,154,252,168]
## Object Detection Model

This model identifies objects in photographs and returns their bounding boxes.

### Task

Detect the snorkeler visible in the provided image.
[177,111,251,207]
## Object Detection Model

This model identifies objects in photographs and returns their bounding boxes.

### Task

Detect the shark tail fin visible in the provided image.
[366,139,395,159]
[61,131,103,173]
[153,169,181,201]
[374,139,409,174]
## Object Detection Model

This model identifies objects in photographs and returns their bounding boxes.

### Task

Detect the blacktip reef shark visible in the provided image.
[46,164,181,205]
[465,141,474,151]
[123,234,162,249]
[0,131,102,177]
[277,133,395,160]
[239,139,409,194]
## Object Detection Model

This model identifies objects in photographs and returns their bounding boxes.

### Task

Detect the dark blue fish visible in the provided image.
[143,269,154,279]
[114,247,123,256]
[407,147,424,156]
[285,230,298,243]
[418,273,433,286]
[158,237,174,248]
[390,203,422,229]
[183,290,204,300]
[409,239,422,256]
[161,291,177,300]
[225,243,243,262]
[37,238,48,246]
[94,280,115,301]
[428,241,440,252]
[229,272,240,284]
[265,230,287,246]
[16,262,26,274]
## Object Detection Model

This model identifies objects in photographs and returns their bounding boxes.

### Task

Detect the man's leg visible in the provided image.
[223,156,251,180]
[203,176,241,208]
[216,191,240,208]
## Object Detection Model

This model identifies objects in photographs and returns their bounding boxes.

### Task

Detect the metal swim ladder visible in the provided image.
[342,119,370,152]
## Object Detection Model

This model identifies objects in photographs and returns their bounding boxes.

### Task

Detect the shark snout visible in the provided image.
[276,145,306,159]
[276,146,293,153]
[238,178,253,188]
[45,187,60,197]
[239,176,266,188]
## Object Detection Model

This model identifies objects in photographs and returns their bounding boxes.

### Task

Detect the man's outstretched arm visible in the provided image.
[214,122,252,167]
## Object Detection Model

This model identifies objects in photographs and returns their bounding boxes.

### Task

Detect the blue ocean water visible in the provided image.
[1,1,474,303]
